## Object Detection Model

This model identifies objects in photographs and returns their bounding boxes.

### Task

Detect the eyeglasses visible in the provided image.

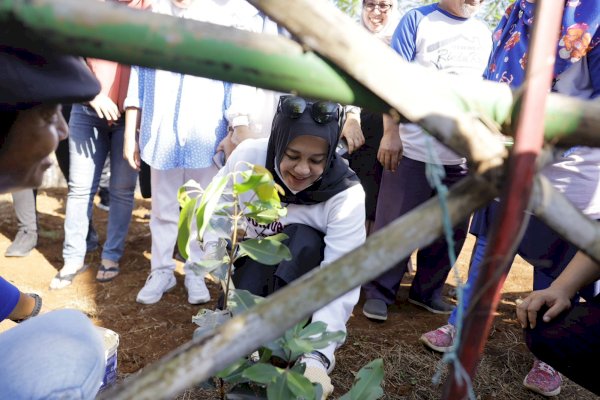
[364,2,392,12]
[277,95,341,125]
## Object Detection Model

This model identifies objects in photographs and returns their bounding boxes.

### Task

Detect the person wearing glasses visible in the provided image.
[361,0,490,320]
[340,0,400,235]
[203,95,366,397]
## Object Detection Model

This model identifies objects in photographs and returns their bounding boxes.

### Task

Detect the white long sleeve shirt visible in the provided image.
[206,138,366,362]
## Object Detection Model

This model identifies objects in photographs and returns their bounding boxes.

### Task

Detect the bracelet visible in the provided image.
[11,293,42,323]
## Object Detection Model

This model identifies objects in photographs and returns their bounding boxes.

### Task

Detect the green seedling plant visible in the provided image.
[178,162,384,399]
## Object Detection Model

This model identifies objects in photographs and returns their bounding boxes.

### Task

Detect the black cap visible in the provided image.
[0,45,100,111]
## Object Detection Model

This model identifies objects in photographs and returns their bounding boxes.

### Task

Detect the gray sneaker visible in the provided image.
[5,230,37,257]
[362,299,388,321]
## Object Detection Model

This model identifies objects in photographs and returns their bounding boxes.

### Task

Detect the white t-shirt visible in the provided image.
[390,3,492,164]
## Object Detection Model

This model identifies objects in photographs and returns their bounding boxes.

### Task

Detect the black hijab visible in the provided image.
[265,100,359,205]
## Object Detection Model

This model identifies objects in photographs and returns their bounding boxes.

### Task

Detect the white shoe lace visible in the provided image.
[536,360,558,377]
[439,324,456,339]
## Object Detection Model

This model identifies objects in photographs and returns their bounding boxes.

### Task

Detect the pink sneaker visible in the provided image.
[419,324,456,353]
[523,359,562,397]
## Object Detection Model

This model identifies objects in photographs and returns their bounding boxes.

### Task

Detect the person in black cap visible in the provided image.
[0,44,100,192]
[0,43,106,398]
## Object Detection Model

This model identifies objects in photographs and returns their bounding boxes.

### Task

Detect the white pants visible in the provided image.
[150,166,218,275]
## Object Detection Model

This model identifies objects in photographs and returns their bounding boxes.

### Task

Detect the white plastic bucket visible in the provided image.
[96,327,120,392]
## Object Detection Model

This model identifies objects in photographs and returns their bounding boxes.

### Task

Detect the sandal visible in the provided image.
[49,265,87,290]
[96,264,120,282]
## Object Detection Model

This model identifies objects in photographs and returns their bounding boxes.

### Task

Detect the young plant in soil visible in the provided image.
[178,162,384,399]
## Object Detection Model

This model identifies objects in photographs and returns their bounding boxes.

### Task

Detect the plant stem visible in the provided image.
[223,193,240,308]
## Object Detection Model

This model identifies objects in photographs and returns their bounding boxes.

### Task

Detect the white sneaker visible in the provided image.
[185,276,210,304]
[136,271,176,304]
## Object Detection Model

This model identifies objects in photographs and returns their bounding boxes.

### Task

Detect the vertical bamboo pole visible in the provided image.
[444,2,565,398]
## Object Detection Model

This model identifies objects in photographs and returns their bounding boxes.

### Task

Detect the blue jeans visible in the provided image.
[63,104,138,266]
[0,310,105,399]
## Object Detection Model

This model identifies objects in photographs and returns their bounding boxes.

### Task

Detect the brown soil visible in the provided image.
[0,188,596,399]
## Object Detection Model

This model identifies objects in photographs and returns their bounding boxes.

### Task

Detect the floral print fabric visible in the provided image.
[486,0,600,87]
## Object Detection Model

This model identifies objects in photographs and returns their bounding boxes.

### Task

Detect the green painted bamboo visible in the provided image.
[0,0,387,111]
[1,0,600,148]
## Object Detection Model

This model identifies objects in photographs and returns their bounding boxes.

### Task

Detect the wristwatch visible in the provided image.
[11,293,42,323]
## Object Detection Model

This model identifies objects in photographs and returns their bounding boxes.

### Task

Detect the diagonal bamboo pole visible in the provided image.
[0,0,386,111]
[445,2,565,397]
[533,175,600,264]
[1,0,600,149]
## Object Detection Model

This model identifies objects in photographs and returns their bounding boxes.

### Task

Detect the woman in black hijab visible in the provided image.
[205,95,366,396]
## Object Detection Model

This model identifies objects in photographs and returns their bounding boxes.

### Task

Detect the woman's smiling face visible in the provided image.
[362,1,393,33]
[279,135,328,192]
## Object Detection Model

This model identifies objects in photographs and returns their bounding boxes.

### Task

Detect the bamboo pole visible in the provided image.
[99,174,499,400]
[1,0,600,149]
[244,0,600,159]
[533,175,600,264]
[445,2,565,397]
[0,0,386,111]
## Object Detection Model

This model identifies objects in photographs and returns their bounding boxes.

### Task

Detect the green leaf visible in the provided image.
[286,338,314,361]
[191,257,229,275]
[303,331,346,351]
[208,263,228,282]
[177,185,191,208]
[195,175,228,240]
[267,373,294,400]
[191,308,232,339]
[176,194,196,260]
[233,166,272,195]
[339,359,385,400]
[284,370,316,400]
[298,321,328,339]
[262,337,288,361]
[242,363,281,385]
[258,348,273,364]
[238,238,292,265]
[244,207,285,225]
[228,289,262,315]
[216,357,252,385]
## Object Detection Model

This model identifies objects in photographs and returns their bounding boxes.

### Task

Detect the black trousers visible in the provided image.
[232,224,325,297]
[525,295,600,395]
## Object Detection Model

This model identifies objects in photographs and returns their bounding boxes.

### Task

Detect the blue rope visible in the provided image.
[424,136,476,400]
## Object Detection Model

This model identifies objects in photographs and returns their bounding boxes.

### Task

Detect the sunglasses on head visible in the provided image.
[277,95,341,125]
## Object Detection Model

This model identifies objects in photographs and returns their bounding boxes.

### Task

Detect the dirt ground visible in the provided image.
[0,188,596,399]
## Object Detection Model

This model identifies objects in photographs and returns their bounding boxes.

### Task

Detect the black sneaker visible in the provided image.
[408,296,455,315]
[96,187,110,211]
[5,230,38,257]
